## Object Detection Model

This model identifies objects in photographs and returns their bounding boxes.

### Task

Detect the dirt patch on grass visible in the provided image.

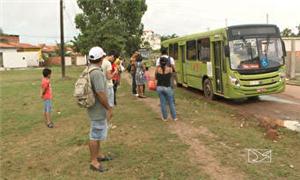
[124,73,246,180]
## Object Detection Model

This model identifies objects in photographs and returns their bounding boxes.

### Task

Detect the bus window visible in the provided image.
[186,40,197,60]
[174,43,178,60]
[169,44,174,58]
[197,39,201,60]
[198,38,210,61]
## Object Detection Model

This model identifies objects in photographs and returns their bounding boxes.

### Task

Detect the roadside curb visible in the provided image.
[286,82,300,86]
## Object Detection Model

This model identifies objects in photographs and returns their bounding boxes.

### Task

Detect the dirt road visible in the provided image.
[218,85,300,123]
[147,67,299,123]
[124,73,246,179]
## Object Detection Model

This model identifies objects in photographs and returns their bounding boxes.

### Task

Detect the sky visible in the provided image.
[0,0,299,45]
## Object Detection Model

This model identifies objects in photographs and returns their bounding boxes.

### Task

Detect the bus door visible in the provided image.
[179,45,187,84]
[213,41,224,93]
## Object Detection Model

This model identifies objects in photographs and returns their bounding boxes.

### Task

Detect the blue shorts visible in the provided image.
[44,100,52,113]
[89,120,108,141]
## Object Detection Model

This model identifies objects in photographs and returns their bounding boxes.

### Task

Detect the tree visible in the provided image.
[74,0,147,56]
[297,24,300,36]
[161,34,179,41]
[55,42,73,57]
[141,41,151,49]
[117,0,147,54]
[0,28,8,43]
[281,28,296,37]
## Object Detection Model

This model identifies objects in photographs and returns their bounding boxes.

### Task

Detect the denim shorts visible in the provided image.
[44,100,52,113]
[89,120,108,141]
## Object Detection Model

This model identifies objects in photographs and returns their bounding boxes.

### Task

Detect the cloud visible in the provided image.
[1,0,79,44]
[1,0,299,44]
[143,0,300,35]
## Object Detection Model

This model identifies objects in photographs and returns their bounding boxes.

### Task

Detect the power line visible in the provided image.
[64,5,78,31]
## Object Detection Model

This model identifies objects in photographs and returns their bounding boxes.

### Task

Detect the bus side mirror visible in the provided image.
[282,40,287,57]
[224,45,230,57]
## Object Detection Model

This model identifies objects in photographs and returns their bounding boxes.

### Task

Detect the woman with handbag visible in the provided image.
[155,56,177,121]
[135,54,146,98]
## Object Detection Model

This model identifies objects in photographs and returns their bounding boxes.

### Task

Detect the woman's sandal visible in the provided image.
[97,155,113,162]
[90,164,107,172]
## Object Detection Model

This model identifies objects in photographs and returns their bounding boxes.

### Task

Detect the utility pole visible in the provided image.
[266,13,269,24]
[225,18,228,27]
[60,0,65,78]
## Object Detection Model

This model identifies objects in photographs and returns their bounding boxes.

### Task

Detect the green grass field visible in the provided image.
[0,66,299,179]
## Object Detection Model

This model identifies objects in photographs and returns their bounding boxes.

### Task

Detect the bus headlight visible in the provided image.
[279,72,286,80]
[229,76,240,87]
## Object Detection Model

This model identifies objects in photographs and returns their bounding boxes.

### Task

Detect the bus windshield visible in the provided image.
[229,38,284,70]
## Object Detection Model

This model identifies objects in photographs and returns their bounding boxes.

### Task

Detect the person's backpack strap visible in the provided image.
[87,66,100,73]
[167,56,176,72]
[86,66,100,89]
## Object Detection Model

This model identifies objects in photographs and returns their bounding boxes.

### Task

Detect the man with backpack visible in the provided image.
[82,46,112,172]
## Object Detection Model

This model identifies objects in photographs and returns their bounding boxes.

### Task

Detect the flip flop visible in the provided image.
[47,122,54,128]
[90,164,107,172]
[97,156,113,162]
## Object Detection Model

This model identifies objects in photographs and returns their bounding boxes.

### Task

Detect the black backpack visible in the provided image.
[166,56,175,72]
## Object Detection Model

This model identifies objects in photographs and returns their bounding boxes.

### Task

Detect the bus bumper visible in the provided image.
[226,72,286,99]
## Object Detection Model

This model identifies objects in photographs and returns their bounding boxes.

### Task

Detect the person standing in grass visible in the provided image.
[40,68,54,128]
[129,51,139,96]
[87,46,113,172]
[156,48,177,104]
[101,50,118,108]
[135,54,146,98]
[155,57,177,121]
[111,54,121,105]
[156,48,177,88]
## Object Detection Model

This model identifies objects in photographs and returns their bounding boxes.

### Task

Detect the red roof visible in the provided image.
[9,42,40,49]
[0,42,40,50]
[41,45,57,53]
[0,42,17,49]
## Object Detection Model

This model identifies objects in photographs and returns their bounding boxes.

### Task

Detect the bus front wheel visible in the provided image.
[203,79,216,100]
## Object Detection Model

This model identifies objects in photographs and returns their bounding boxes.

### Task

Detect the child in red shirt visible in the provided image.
[41,68,54,128]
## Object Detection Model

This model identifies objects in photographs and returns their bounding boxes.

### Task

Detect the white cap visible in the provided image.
[88,46,106,61]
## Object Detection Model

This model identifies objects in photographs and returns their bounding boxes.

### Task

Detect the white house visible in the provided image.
[2,52,28,68]
[0,34,42,68]
[141,30,161,50]
[0,45,40,68]
[0,43,26,68]
[75,56,87,66]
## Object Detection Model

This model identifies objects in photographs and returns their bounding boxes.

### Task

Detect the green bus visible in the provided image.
[162,24,287,99]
